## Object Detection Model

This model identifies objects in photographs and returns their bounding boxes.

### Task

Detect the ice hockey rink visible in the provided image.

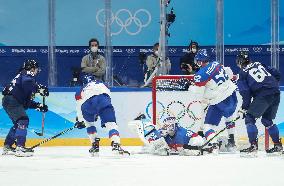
[1,146,284,186]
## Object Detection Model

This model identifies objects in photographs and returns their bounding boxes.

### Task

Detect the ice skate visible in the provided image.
[111,142,130,156]
[226,141,237,153]
[89,138,100,157]
[240,144,258,158]
[266,143,283,156]
[2,145,16,155]
[15,146,34,157]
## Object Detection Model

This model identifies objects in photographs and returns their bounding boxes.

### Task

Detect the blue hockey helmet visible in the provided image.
[82,74,96,85]
[194,49,209,67]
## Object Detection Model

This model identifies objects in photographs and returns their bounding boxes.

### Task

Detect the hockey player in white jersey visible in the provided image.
[193,49,238,153]
[129,114,206,156]
[74,74,129,156]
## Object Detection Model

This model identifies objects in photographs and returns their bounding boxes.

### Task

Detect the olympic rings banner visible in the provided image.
[0,0,283,46]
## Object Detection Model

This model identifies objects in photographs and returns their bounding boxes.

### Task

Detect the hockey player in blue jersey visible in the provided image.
[236,52,282,156]
[129,115,205,156]
[193,49,238,153]
[74,74,129,156]
[2,59,49,157]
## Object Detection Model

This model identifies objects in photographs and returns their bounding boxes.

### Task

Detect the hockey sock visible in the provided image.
[15,128,27,147]
[267,124,280,144]
[15,119,29,147]
[105,122,120,144]
[87,126,97,143]
[204,124,217,143]
[246,123,258,144]
[4,126,17,146]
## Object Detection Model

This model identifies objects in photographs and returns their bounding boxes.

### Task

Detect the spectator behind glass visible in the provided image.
[144,42,171,83]
[180,41,200,75]
[81,38,106,81]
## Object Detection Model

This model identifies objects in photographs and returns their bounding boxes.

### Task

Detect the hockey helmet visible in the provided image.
[82,74,96,85]
[236,51,250,68]
[160,117,177,137]
[23,59,40,71]
[194,49,209,67]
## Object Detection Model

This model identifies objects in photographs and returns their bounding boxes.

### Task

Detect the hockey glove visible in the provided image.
[237,109,247,119]
[74,121,86,129]
[36,103,48,113]
[37,84,49,97]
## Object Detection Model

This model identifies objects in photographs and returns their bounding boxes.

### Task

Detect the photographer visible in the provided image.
[81,38,106,81]
[180,41,199,75]
[145,43,171,83]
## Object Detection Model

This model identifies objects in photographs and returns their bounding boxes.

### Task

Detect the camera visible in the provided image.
[70,67,82,87]
[166,8,176,23]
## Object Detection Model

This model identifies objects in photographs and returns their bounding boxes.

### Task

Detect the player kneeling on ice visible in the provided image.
[2,60,49,157]
[74,74,129,156]
[129,115,208,156]
[193,49,238,153]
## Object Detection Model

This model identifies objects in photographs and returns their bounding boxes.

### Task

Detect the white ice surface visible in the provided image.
[0,146,284,186]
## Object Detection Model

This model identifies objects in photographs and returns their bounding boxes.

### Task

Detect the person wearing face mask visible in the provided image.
[144,43,171,84]
[81,38,106,81]
[180,40,200,75]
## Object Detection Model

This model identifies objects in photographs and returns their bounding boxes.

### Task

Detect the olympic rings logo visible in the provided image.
[145,100,202,127]
[253,47,262,53]
[96,9,152,36]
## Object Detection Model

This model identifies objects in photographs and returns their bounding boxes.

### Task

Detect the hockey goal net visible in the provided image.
[152,75,269,150]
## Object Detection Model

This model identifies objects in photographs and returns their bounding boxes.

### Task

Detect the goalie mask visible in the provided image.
[160,117,177,137]
[194,49,209,67]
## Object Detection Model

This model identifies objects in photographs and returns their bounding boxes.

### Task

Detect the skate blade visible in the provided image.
[2,151,16,156]
[240,152,257,158]
[266,151,282,157]
[90,152,99,157]
[15,152,33,157]
[179,150,201,156]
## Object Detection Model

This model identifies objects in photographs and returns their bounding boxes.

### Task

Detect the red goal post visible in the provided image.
[152,75,194,126]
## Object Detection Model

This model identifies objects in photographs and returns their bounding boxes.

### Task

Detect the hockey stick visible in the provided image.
[199,116,241,153]
[34,96,46,136]
[30,126,76,150]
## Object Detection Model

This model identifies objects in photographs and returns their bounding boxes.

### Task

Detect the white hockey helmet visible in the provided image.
[160,117,177,136]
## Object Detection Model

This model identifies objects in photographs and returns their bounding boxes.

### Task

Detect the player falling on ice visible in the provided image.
[236,52,283,157]
[2,59,49,157]
[74,74,130,156]
[129,114,206,156]
[193,49,238,153]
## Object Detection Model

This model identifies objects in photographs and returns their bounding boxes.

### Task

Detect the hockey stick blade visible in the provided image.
[34,130,43,136]
[199,116,241,153]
